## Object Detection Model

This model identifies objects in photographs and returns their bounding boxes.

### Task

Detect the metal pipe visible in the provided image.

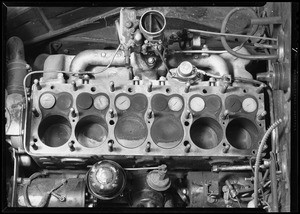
[270,152,279,211]
[167,54,229,76]
[212,165,253,172]
[6,36,27,95]
[69,49,126,73]
[251,16,282,25]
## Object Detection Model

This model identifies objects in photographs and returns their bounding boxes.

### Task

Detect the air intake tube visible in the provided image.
[139,10,166,41]
[6,36,27,95]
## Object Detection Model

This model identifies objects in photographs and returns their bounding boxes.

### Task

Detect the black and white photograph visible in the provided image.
[2,2,298,212]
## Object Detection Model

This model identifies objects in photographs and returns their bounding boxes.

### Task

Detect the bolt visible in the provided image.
[68,141,75,152]
[147,57,156,65]
[34,79,42,90]
[110,81,115,92]
[70,108,76,117]
[30,141,38,150]
[145,142,151,152]
[220,83,229,93]
[32,108,39,117]
[72,81,77,91]
[256,84,265,94]
[209,77,216,86]
[147,109,153,119]
[83,75,90,84]
[109,109,114,118]
[184,82,191,93]
[125,21,132,28]
[222,144,230,153]
[184,143,191,153]
[108,141,114,152]
[185,110,191,119]
[147,81,153,92]
[133,76,140,85]
[159,76,166,85]
[257,110,267,120]
[221,110,229,120]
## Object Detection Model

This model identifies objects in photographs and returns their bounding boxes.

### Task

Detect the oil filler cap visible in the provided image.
[87,160,126,200]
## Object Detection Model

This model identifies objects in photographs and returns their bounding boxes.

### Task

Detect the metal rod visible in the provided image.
[251,16,282,25]
[187,28,278,42]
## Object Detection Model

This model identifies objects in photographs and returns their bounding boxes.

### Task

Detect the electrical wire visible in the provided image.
[220,7,278,60]
[253,119,282,208]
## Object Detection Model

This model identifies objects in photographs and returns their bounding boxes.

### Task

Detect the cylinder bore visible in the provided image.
[38,115,71,147]
[75,116,108,148]
[190,117,223,149]
[151,116,183,149]
[226,118,258,150]
[139,10,166,41]
[115,115,147,148]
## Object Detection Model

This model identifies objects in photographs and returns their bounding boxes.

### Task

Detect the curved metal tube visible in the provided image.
[70,49,126,73]
[6,36,27,95]
[167,54,229,76]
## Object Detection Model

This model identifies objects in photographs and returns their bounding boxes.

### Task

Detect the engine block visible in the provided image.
[27,69,266,168]
[4,5,293,210]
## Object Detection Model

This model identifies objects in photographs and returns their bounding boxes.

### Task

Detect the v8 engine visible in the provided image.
[4,4,294,211]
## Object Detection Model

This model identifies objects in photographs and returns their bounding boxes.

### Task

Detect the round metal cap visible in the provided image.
[178,61,193,77]
[40,93,56,109]
[87,160,126,200]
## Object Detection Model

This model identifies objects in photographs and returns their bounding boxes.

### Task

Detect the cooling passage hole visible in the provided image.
[252,150,256,154]
[243,89,247,93]
[50,85,54,89]
[259,97,262,100]
[226,118,258,150]
[202,89,207,94]
[91,87,96,92]
[38,115,71,147]
[259,123,262,127]
[184,121,190,126]
[166,88,171,93]
[223,142,227,147]
[190,117,223,149]
[72,119,75,122]
[109,120,115,125]
[33,138,38,142]
[128,87,133,93]
[75,115,108,148]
